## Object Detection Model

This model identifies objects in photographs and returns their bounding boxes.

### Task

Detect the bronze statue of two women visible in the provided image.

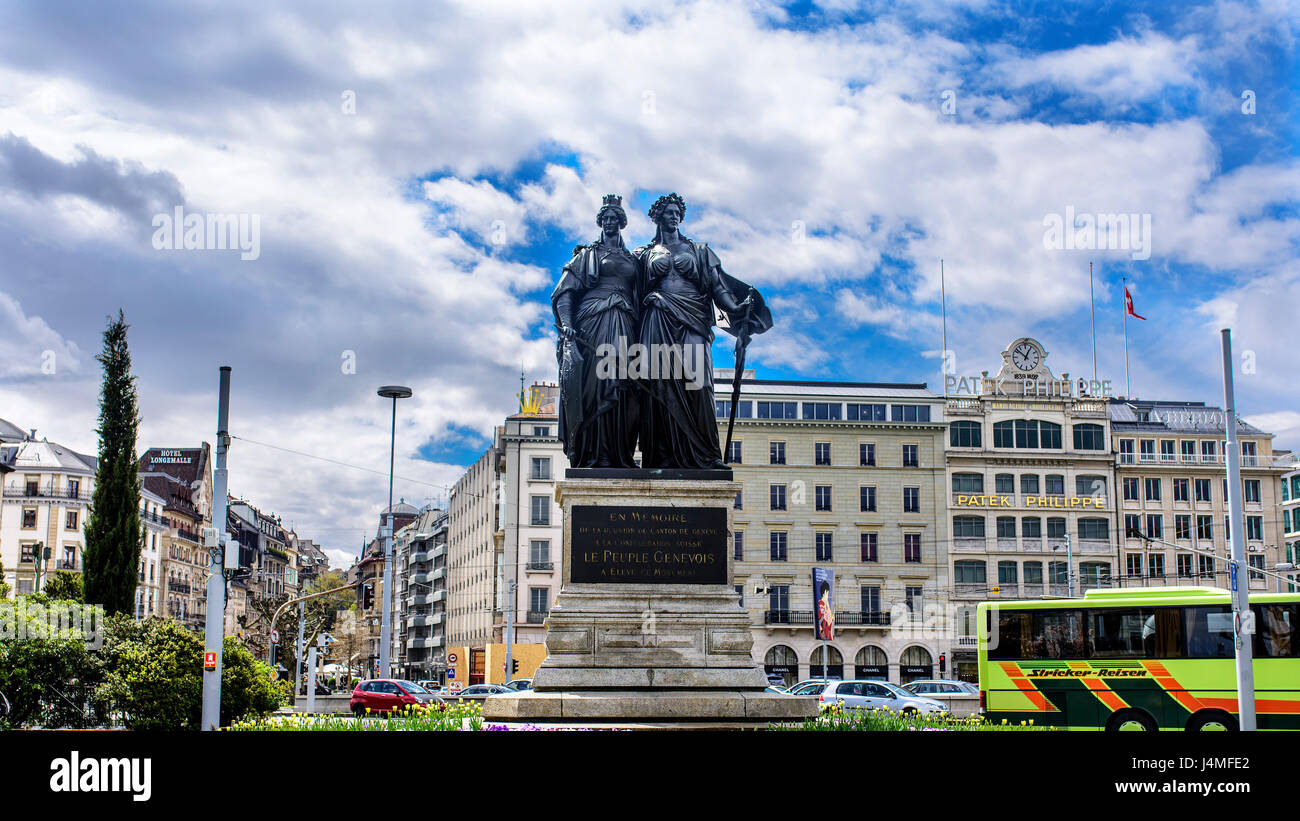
[552,193,772,471]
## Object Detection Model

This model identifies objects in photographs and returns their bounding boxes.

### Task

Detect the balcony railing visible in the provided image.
[526,561,554,571]
[2,484,92,501]
[526,610,549,624]
[835,610,891,626]
[168,580,192,594]
[58,560,80,571]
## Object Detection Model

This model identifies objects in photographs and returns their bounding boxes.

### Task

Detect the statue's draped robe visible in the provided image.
[635,239,771,469]
[551,239,640,468]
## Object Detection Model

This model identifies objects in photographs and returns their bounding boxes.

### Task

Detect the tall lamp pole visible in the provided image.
[377,385,412,680]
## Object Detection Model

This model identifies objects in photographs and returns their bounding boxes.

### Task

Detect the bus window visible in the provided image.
[1090,608,1183,658]
[988,610,1029,660]
[1254,604,1297,658]
[1033,610,1086,659]
[1185,605,1234,658]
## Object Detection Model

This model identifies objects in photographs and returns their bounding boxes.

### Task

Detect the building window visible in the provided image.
[1124,514,1143,538]
[904,533,921,563]
[859,486,876,513]
[1196,515,1213,541]
[859,443,875,466]
[995,474,1014,494]
[1045,474,1065,496]
[769,532,788,562]
[1241,441,1258,466]
[1139,440,1155,461]
[1039,422,1062,449]
[847,403,886,421]
[727,440,743,463]
[953,516,985,538]
[1177,554,1194,578]
[1078,518,1109,540]
[1150,554,1165,577]
[902,487,920,513]
[1024,562,1043,586]
[65,511,78,530]
[860,533,878,562]
[1173,478,1190,502]
[1145,514,1164,539]
[814,442,831,465]
[950,421,981,448]
[1181,440,1196,461]
[993,421,1014,448]
[1244,479,1260,504]
[530,457,551,480]
[905,586,924,614]
[1175,514,1191,540]
[532,426,550,437]
[1160,440,1176,461]
[954,561,986,584]
[733,531,744,561]
[998,561,1018,586]
[815,532,833,562]
[1014,420,1039,449]
[952,473,983,493]
[997,517,1016,539]
[1022,517,1042,539]
[815,485,832,512]
[1201,441,1217,462]
[1198,555,1216,579]
[769,585,790,614]
[757,402,798,419]
[1123,477,1140,501]
[1119,440,1135,463]
[769,484,787,511]
[802,402,842,421]
[1073,424,1105,450]
[769,441,786,465]
[1144,478,1161,502]
[1195,478,1212,502]
[1247,516,1263,541]
[529,539,551,567]
[860,586,881,616]
[1047,517,1066,539]
[529,587,549,616]
[716,400,752,419]
[891,404,931,423]
[734,490,743,510]
[901,444,918,467]
[529,495,550,526]
[21,508,37,529]
[1021,474,1039,495]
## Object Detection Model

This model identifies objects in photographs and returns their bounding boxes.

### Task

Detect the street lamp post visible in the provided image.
[377,385,412,681]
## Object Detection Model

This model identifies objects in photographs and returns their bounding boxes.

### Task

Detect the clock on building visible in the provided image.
[1011,340,1042,371]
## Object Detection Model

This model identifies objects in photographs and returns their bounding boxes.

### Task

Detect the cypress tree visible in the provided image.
[83,310,142,615]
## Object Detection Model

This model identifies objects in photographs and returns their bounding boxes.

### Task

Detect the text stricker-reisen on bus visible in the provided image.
[1023,668,1149,678]
[953,494,1107,509]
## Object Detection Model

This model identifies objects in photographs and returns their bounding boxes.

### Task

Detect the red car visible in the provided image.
[350,679,446,716]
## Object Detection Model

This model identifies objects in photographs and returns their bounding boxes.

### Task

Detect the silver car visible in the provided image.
[903,679,979,696]
[816,680,947,713]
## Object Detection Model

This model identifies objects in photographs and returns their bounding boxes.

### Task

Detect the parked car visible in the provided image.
[788,678,839,695]
[350,679,446,716]
[764,685,792,695]
[506,678,533,691]
[815,680,947,714]
[453,684,515,701]
[903,679,978,696]
[416,680,444,692]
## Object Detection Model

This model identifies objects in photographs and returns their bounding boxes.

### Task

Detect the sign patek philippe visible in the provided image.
[570,505,728,584]
[953,494,1108,509]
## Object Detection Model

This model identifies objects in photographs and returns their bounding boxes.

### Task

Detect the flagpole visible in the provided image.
[1122,275,1130,399]
[940,259,948,392]
[1089,261,1098,383]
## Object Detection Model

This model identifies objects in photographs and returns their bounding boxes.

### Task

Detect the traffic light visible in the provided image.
[512,658,520,674]
[362,583,374,610]
[938,653,946,673]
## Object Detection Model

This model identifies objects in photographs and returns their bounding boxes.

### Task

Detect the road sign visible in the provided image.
[448,652,458,664]
[450,682,462,693]
[1230,561,1239,593]
[991,585,1001,594]
[204,652,217,671]
[269,670,279,681]
[271,629,280,644]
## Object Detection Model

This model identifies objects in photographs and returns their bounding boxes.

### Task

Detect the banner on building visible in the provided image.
[812,567,834,642]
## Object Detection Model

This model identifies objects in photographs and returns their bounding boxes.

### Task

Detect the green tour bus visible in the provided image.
[977,586,1300,731]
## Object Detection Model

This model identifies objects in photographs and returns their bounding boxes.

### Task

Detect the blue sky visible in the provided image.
[0,0,1295,565]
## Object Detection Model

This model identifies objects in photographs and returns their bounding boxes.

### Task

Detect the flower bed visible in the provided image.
[775,703,1053,731]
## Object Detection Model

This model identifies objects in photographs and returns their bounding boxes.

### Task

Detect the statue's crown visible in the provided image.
[601,194,622,208]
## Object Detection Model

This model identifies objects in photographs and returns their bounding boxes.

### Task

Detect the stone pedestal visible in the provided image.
[481,477,817,725]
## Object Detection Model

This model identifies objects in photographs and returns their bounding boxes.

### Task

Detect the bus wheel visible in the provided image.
[1106,710,1157,732]
[1187,711,1237,732]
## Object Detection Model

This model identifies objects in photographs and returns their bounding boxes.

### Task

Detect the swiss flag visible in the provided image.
[1124,286,1146,320]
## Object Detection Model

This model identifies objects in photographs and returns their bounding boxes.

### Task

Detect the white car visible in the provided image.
[815,680,947,713]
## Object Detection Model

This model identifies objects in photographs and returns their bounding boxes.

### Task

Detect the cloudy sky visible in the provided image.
[0,0,1296,568]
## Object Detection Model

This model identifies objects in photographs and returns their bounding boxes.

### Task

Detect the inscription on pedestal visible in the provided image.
[570,505,728,584]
